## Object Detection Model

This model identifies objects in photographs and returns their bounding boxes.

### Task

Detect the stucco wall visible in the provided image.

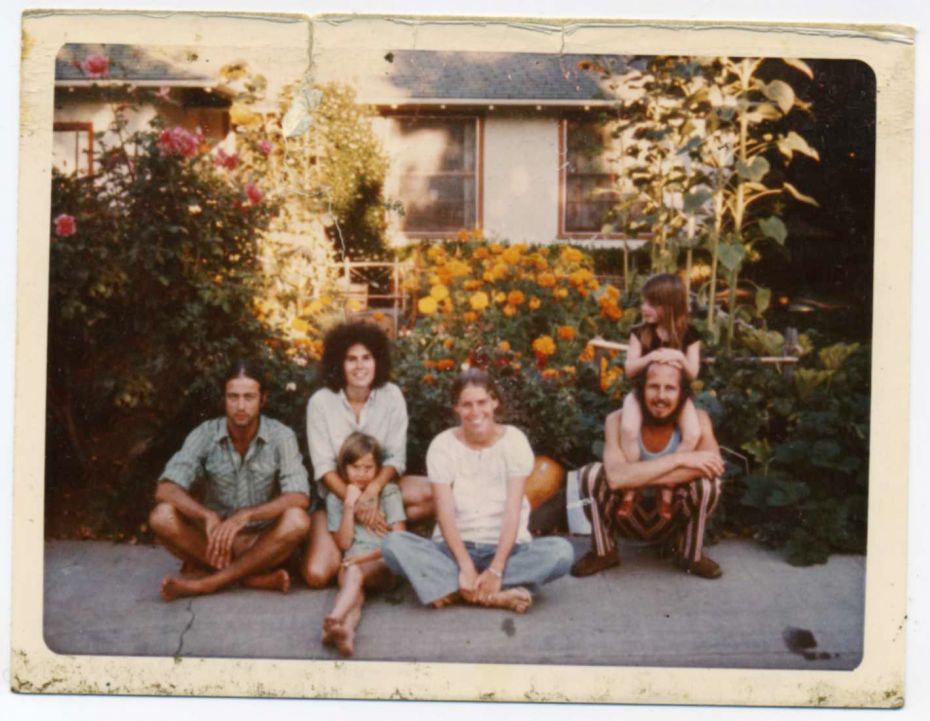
[482,115,560,243]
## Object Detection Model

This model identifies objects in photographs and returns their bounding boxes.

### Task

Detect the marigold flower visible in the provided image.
[537,272,557,288]
[503,304,517,317]
[506,290,525,306]
[568,268,593,287]
[418,296,438,315]
[469,291,490,311]
[491,263,509,281]
[498,340,511,352]
[473,247,489,260]
[599,298,623,321]
[463,279,483,291]
[372,311,386,322]
[542,368,560,381]
[436,358,456,371]
[501,246,521,265]
[291,318,310,333]
[430,284,450,301]
[557,325,577,341]
[443,338,454,349]
[423,373,436,384]
[578,344,595,363]
[494,292,507,304]
[447,260,471,277]
[53,213,77,237]
[80,53,110,79]
[554,287,569,299]
[529,296,541,310]
[489,242,504,254]
[532,335,557,357]
[463,311,478,324]
[560,246,584,264]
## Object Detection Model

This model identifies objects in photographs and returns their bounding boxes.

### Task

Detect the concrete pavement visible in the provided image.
[42,537,864,669]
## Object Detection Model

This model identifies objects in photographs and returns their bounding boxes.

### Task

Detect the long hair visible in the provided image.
[336,431,384,481]
[450,367,505,417]
[221,359,266,395]
[639,273,690,350]
[319,322,392,392]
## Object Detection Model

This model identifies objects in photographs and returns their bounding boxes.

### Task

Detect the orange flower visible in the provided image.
[491,262,509,281]
[494,292,507,304]
[554,287,569,299]
[463,279,483,291]
[537,271,557,288]
[599,298,623,321]
[560,246,584,264]
[498,340,511,352]
[501,246,521,265]
[578,344,595,363]
[470,291,490,311]
[568,268,594,287]
[532,335,556,357]
[542,368,560,381]
[463,311,478,324]
[423,373,436,384]
[423,359,436,369]
[371,311,386,322]
[503,304,517,317]
[489,241,504,254]
[507,289,525,306]
[427,245,446,262]
[436,358,456,371]
[418,296,438,315]
[529,296,542,310]
[557,325,577,341]
[447,259,471,277]
[443,337,454,349]
[473,247,489,260]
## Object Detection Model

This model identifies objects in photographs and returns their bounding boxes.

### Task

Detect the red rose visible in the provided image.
[80,54,110,79]
[214,148,239,170]
[53,213,77,237]
[156,127,201,158]
[245,183,263,205]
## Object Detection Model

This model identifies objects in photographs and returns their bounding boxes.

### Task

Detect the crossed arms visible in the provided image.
[601,408,724,491]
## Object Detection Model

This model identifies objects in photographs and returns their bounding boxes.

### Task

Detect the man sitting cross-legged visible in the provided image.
[571,360,727,579]
[150,360,311,601]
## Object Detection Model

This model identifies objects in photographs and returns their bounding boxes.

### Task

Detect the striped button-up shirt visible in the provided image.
[160,416,310,520]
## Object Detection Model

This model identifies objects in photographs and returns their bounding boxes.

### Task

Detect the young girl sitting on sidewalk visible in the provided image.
[618,273,703,520]
[322,432,406,657]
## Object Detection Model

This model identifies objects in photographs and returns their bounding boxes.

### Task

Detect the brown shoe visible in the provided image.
[570,550,620,577]
[677,555,722,579]
[614,493,636,520]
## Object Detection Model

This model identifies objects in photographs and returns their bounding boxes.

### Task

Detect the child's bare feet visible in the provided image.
[242,568,290,593]
[431,592,460,609]
[179,560,210,578]
[658,488,673,520]
[321,616,339,647]
[482,586,533,613]
[325,618,355,657]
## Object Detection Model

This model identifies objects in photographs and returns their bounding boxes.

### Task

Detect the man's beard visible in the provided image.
[642,399,683,427]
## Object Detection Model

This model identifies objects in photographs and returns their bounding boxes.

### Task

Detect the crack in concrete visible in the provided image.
[174,600,195,657]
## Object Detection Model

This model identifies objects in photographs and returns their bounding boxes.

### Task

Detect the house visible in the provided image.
[53,43,234,176]
[313,49,645,247]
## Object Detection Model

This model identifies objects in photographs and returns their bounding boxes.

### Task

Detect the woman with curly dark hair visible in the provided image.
[301,322,432,588]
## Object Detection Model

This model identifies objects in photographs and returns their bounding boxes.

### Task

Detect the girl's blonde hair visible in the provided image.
[336,432,383,481]
[639,273,690,350]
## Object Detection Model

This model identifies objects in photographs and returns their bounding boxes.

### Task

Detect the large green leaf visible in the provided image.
[717,241,746,271]
[777,131,821,162]
[755,286,772,315]
[782,58,814,79]
[735,156,771,182]
[783,182,820,206]
[764,80,795,114]
[683,188,712,213]
[759,216,788,245]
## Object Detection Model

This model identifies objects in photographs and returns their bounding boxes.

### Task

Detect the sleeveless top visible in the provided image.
[632,323,702,354]
[636,428,681,500]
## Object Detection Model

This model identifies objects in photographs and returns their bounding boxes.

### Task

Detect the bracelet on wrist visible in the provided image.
[488,566,503,578]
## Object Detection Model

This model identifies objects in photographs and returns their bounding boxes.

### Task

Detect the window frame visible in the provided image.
[52,121,95,178]
[384,113,484,239]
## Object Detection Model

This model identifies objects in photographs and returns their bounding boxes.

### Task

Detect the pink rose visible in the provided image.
[80,54,110,79]
[54,214,77,237]
[156,126,201,158]
[258,140,273,156]
[245,183,263,205]
[214,148,240,170]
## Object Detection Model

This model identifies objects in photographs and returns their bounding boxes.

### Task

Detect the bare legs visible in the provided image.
[322,558,395,657]
[300,509,342,588]
[149,503,309,601]
[399,475,434,522]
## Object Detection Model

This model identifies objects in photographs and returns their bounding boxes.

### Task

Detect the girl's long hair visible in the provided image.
[336,432,384,481]
[639,273,690,350]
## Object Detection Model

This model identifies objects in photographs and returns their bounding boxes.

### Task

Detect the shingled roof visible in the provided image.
[56,44,226,90]
[315,50,639,106]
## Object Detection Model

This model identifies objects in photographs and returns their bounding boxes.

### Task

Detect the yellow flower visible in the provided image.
[473,247,489,260]
[568,268,593,287]
[554,287,569,299]
[489,241,504,254]
[463,279,483,291]
[427,245,446,262]
[501,246,521,265]
[290,318,310,333]
[507,289,525,306]
[529,296,541,310]
[537,271,557,288]
[603,284,621,300]
[447,259,471,277]
[418,296,438,315]
[560,246,584,264]
[498,340,511,352]
[469,291,490,311]
[491,262,509,281]
[503,304,517,317]
[557,325,577,341]
[599,298,623,321]
[430,284,450,301]
[494,292,507,304]
[532,335,557,357]
[578,344,595,363]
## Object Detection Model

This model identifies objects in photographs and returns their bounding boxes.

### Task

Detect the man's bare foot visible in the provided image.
[161,575,211,602]
[242,568,290,593]
[179,560,210,578]
[324,617,355,657]
[481,586,533,613]
[431,592,460,609]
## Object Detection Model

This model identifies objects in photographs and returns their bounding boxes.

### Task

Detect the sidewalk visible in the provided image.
[42,537,864,669]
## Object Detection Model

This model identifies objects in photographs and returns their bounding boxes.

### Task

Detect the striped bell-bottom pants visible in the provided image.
[578,462,723,563]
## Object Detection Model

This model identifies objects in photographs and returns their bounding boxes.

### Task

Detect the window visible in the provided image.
[52,122,94,177]
[561,118,639,239]
[386,116,480,235]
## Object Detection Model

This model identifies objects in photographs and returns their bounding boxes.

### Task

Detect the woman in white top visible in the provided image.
[301,322,432,588]
[381,368,574,611]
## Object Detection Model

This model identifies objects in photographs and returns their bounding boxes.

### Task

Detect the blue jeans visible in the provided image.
[381,531,574,605]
